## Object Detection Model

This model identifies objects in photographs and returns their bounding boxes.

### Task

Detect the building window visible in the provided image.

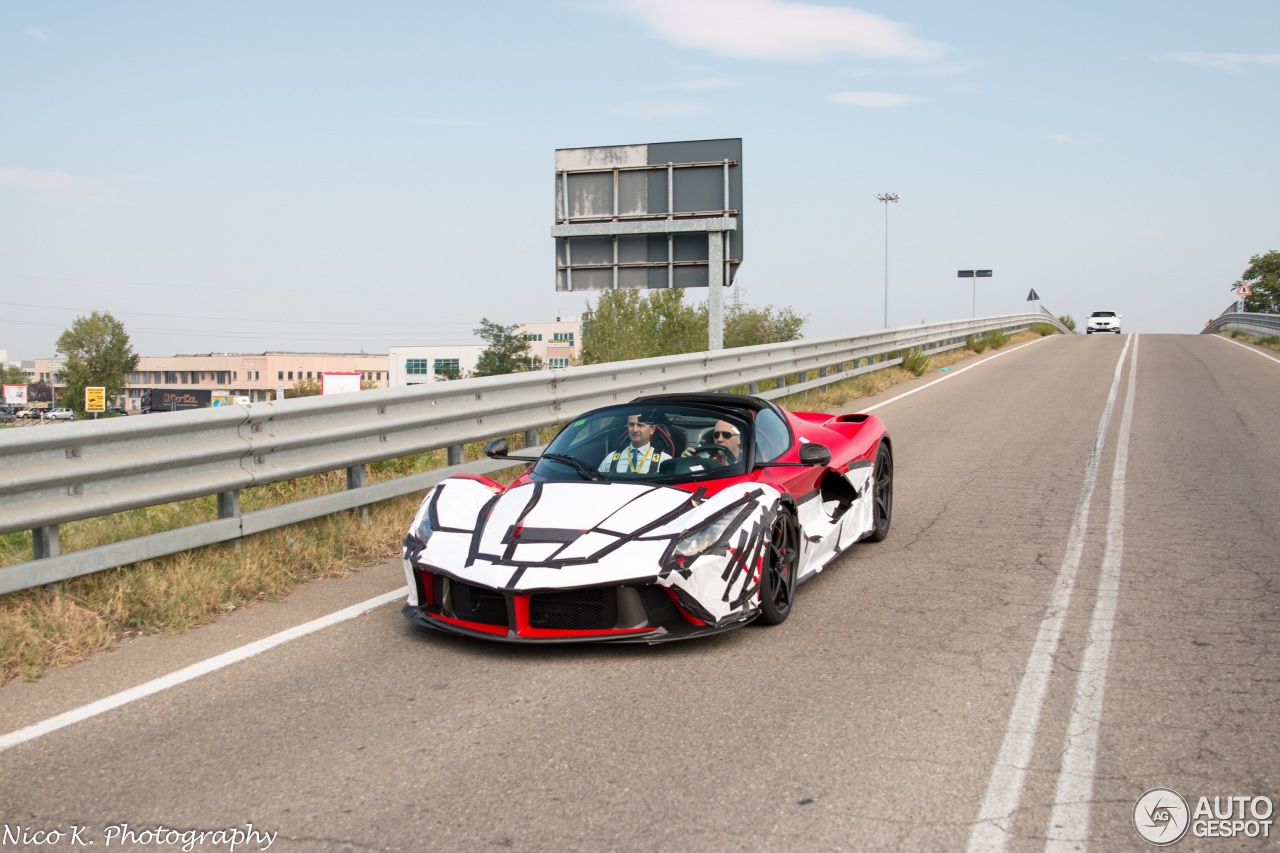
[523,333,543,341]
[288,372,294,380]
[549,358,570,368]
[278,371,284,380]
[553,332,575,342]
[432,358,460,373]
[405,359,429,375]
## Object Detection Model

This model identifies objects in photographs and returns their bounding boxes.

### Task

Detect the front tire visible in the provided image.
[758,508,798,625]
[867,440,893,542]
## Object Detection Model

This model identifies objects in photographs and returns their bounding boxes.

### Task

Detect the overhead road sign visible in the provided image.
[958,269,994,317]
[552,137,742,292]
[552,138,742,351]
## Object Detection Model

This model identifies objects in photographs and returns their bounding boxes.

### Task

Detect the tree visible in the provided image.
[723,304,807,348]
[55,310,139,415]
[285,377,321,398]
[28,380,52,403]
[0,364,28,386]
[1237,250,1280,314]
[473,318,540,377]
[580,289,807,364]
[580,289,706,364]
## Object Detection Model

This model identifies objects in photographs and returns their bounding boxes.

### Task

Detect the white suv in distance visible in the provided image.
[1086,311,1122,334]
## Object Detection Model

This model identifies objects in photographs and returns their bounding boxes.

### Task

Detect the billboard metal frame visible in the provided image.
[552,139,742,349]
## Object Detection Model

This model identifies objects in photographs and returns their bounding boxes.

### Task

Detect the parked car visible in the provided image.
[45,407,75,420]
[0,405,15,422]
[105,406,129,416]
[1086,310,1122,334]
[16,406,43,419]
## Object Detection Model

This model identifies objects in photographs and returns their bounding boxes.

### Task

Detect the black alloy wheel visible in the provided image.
[867,440,893,542]
[758,508,799,625]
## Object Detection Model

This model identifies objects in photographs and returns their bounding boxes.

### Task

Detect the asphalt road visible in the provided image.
[1,333,1277,853]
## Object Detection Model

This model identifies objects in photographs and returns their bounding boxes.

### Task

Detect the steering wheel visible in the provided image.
[688,444,733,465]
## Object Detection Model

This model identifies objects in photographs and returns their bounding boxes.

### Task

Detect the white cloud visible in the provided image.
[828,91,921,108]
[23,27,51,41]
[414,118,475,126]
[0,167,111,202]
[606,0,944,62]
[1153,51,1280,71]
[616,100,707,119]
[1047,132,1079,144]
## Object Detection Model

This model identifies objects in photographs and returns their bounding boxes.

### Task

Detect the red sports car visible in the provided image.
[401,392,891,642]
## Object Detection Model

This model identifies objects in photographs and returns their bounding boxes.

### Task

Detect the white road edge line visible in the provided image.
[1211,333,1280,366]
[966,335,1134,853]
[0,587,408,753]
[860,337,1049,413]
[0,333,1058,753]
[1045,336,1139,850]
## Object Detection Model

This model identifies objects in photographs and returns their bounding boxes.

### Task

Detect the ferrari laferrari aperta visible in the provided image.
[401,392,891,643]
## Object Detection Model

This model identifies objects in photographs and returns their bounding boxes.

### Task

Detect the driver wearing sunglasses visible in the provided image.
[681,420,741,466]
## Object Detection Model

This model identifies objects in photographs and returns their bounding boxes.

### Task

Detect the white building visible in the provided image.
[388,345,485,387]
[388,316,583,388]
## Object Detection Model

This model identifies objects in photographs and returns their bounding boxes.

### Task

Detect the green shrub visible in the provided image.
[1058,314,1077,332]
[981,329,1009,350]
[1030,322,1056,336]
[900,347,929,376]
[968,334,988,354]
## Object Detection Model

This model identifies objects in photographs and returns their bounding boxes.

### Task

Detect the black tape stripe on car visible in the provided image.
[427,484,474,534]
[719,525,757,603]
[500,482,546,561]
[465,493,502,568]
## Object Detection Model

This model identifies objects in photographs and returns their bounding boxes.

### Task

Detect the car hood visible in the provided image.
[406,477,780,619]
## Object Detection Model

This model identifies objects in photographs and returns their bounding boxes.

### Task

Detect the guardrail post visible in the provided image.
[523,429,539,449]
[777,375,787,389]
[33,525,60,594]
[217,490,243,550]
[748,382,759,394]
[346,465,369,525]
[448,444,464,467]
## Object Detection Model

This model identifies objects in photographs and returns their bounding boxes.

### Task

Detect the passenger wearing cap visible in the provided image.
[682,419,741,466]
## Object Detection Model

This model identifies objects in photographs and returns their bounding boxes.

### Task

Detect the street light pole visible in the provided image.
[876,193,900,328]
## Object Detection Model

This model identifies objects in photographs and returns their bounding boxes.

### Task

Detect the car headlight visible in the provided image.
[409,493,436,544]
[672,508,743,558]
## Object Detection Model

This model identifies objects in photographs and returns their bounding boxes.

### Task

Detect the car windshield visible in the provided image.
[532,403,752,484]
[1091,311,1116,317]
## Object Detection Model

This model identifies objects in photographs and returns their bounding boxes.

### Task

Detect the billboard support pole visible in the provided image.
[708,231,724,351]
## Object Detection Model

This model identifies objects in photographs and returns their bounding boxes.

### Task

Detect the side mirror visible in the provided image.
[483,438,509,459]
[798,443,831,466]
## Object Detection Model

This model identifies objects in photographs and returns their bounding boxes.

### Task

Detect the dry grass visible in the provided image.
[0,338,1039,684]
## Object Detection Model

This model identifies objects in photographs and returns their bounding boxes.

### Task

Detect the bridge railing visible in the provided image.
[0,311,1066,595]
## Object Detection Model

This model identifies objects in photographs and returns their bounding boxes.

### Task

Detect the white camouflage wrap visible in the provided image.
[403,461,878,625]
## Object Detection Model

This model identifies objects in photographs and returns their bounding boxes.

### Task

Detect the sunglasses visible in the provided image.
[712,430,739,439]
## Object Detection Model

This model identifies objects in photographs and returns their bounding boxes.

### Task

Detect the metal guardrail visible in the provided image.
[0,311,1066,595]
[1202,309,1280,338]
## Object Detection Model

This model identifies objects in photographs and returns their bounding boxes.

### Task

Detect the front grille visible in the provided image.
[447,579,509,627]
[529,588,619,631]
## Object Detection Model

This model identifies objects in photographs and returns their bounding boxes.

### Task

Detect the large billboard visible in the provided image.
[552,138,742,292]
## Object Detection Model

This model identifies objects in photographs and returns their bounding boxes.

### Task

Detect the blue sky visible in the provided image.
[2,0,1276,359]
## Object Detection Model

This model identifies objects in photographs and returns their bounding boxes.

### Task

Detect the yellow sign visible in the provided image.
[85,387,105,412]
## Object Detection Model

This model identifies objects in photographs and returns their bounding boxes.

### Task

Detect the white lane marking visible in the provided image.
[860,337,1049,413]
[0,587,408,753]
[1045,337,1139,850]
[1211,333,1280,366]
[967,336,1134,852]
